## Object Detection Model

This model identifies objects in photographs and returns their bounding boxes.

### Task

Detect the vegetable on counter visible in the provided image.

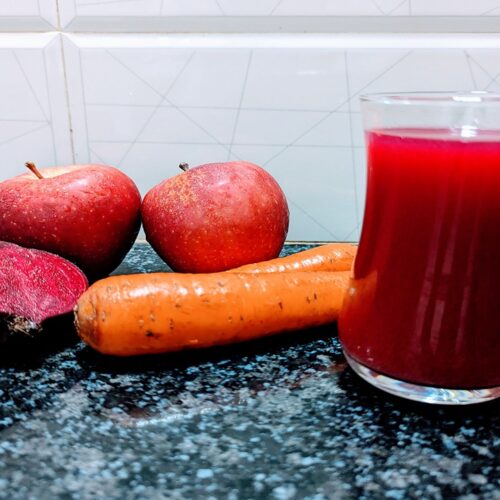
[0,241,88,341]
[75,271,349,357]
[229,243,356,274]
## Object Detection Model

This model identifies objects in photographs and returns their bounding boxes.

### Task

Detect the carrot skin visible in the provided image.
[228,243,356,273]
[75,271,349,357]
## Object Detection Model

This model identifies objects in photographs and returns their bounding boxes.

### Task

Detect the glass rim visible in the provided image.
[360,91,500,105]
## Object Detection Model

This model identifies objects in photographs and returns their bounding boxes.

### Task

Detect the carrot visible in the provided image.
[75,271,349,357]
[228,243,356,274]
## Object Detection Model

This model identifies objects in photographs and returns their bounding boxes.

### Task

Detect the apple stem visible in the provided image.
[25,162,44,179]
[179,163,189,172]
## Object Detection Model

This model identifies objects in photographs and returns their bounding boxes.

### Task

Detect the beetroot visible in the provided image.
[0,242,88,340]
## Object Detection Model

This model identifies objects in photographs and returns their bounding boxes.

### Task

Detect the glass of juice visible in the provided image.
[339,92,500,404]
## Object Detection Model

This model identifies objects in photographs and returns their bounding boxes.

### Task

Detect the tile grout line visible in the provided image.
[464,51,478,89]
[42,46,58,163]
[105,49,199,165]
[343,50,360,237]
[269,0,285,16]
[288,199,340,241]
[55,1,78,163]
[88,140,365,148]
[104,49,246,162]
[83,103,360,113]
[78,46,91,162]
[0,123,49,147]
[214,0,226,16]
[12,51,50,121]
[58,34,77,164]
[55,0,62,30]
[262,51,412,168]
[227,50,253,160]
[465,51,499,86]
[370,0,386,15]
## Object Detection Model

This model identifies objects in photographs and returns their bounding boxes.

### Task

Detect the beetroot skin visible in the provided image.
[0,241,88,338]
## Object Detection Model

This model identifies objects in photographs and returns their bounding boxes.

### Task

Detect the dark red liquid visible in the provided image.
[339,128,500,388]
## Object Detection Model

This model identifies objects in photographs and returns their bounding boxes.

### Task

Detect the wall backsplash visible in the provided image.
[1,1,500,241]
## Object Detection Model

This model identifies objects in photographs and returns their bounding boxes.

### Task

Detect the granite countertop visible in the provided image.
[0,242,498,499]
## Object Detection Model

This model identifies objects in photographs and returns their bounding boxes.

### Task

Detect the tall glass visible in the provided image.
[339,92,500,404]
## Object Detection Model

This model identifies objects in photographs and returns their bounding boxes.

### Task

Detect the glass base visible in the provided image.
[344,352,500,405]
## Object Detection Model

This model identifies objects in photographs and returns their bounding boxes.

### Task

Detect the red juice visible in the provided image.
[339,128,500,388]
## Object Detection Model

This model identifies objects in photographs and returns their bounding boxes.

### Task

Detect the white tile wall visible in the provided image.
[2,2,500,242]
[58,1,500,33]
[0,34,72,180]
[412,1,500,16]
[60,36,500,241]
[60,0,500,19]
[0,0,58,31]
[62,37,359,240]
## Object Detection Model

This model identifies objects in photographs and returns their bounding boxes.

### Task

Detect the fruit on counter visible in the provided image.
[141,161,289,273]
[0,162,141,280]
[0,241,88,341]
[228,242,357,273]
[75,270,349,356]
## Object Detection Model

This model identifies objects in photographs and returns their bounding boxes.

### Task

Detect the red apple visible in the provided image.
[141,161,289,273]
[0,163,141,280]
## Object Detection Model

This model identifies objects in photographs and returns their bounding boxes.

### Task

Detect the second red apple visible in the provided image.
[141,161,289,273]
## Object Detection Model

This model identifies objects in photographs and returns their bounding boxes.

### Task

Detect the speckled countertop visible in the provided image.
[0,243,498,500]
